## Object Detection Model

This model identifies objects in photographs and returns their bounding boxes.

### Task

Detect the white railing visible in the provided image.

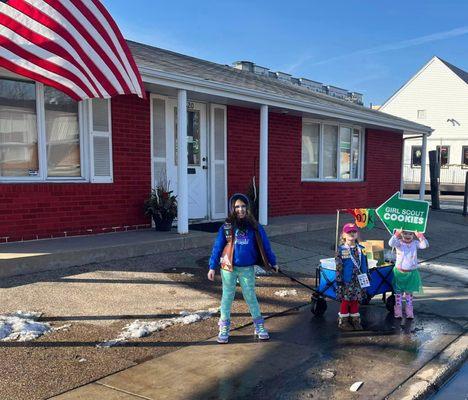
[403,164,468,185]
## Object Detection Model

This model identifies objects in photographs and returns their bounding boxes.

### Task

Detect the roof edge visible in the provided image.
[139,66,432,135]
[380,56,439,110]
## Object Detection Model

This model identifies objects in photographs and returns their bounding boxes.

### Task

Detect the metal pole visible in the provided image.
[259,104,269,226]
[463,171,468,216]
[419,133,428,200]
[177,89,188,234]
[429,150,440,210]
[335,209,340,252]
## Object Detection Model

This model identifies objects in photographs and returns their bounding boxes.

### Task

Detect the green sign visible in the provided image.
[376,192,430,233]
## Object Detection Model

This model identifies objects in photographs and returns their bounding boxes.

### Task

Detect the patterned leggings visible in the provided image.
[220,266,262,321]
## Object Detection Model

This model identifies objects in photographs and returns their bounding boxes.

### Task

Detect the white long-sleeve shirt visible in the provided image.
[388,235,429,271]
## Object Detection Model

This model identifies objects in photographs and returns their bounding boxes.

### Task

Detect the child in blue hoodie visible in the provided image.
[335,223,369,331]
[208,193,278,344]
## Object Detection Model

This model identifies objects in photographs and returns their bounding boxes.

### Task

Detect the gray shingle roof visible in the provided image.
[438,57,468,85]
[127,40,431,132]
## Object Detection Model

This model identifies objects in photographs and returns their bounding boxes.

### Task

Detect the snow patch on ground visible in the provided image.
[274,289,298,297]
[98,308,219,347]
[0,311,52,342]
[254,265,272,276]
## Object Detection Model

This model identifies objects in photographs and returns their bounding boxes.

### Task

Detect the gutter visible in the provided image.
[138,66,433,135]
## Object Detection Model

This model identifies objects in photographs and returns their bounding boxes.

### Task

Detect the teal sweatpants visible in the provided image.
[220,266,262,321]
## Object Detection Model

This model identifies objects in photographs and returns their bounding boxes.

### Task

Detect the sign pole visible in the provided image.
[335,209,340,252]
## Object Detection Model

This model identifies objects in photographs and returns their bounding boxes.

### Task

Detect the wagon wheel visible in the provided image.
[311,296,327,316]
[385,294,395,312]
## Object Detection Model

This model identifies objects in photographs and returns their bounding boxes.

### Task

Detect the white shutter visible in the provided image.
[210,104,227,219]
[151,96,167,187]
[89,98,113,183]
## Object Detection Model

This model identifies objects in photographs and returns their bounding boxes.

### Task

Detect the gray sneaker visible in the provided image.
[253,318,270,340]
[217,320,230,344]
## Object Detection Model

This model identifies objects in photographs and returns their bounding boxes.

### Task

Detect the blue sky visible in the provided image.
[103,0,468,106]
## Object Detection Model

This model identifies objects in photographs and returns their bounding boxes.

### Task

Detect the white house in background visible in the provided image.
[380,56,468,192]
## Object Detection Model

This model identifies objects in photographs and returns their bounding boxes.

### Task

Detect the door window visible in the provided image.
[174,108,201,166]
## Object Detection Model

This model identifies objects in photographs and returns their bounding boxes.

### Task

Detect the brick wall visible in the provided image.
[365,128,403,206]
[0,94,151,242]
[0,101,403,242]
[227,105,403,216]
[227,106,260,195]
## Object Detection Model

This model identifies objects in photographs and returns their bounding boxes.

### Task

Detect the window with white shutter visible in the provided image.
[89,98,113,183]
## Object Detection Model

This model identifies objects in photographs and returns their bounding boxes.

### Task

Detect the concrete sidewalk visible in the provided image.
[0,215,337,279]
[52,304,466,400]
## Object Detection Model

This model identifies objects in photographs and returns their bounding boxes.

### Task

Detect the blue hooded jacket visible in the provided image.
[208,223,276,270]
[335,244,368,284]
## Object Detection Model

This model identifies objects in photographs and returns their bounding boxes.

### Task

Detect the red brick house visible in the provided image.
[0,40,431,241]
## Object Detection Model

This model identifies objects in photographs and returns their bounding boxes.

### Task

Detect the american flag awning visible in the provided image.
[0,0,145,100]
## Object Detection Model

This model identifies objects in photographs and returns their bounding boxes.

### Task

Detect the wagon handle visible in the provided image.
[277,268,317,292]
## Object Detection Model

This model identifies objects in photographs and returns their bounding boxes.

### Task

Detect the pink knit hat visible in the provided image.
[342,223,358,234]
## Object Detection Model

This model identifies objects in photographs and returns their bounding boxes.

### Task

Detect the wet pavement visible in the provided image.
[55,301,465,400]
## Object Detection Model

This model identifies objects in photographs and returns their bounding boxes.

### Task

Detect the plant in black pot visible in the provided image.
[144,180,177,231]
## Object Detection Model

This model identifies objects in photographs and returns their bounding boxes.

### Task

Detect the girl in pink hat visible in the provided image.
[335,223,369,330]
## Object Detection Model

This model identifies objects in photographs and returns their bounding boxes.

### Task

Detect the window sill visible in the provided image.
[0,178,91,184]
[301,179,364,183]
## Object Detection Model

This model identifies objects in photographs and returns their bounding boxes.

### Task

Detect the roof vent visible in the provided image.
[298,78,324,93]
[231,60,364,105]
[347,92,363,105]
[326,85,348,100]
[232,61,254,72]
[253,65,270,76]
[275,71,292,82]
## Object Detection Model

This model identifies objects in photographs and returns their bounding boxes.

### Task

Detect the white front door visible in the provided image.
[151,96,227,222]
[166,100,208,220]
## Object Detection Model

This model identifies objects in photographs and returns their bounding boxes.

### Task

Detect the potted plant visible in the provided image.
[144,179,177,231]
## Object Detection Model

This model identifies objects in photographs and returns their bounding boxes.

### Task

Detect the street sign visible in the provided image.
[375,192,430,233]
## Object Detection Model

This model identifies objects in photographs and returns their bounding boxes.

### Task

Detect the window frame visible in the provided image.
[436,145,450,168]
[462,146,468,168]
[0,76,110,183]
[301,121,320,180]
[411,145,422,168]
[301,118,365,182]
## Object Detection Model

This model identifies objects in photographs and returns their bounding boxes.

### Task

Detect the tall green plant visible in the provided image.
[144,178,177,220]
